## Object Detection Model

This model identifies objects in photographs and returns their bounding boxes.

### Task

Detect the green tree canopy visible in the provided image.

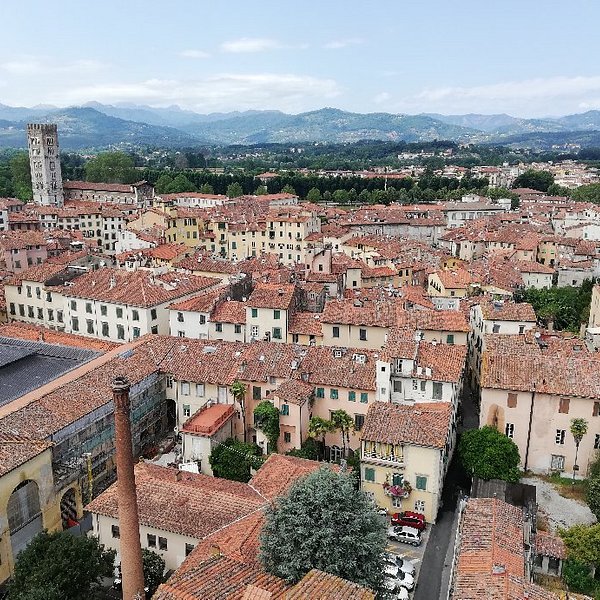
[142,548,165,595]
[560,523,600,568]
[281,184,296,195]
[7,531,115,600]
[199,182,215,194]
[166,173,197,194]
[9,152,32,201]
[586,477,600,521]
[260,467,386,591]
[155,173,174,194]
[571,183,600,204]
[84,151,138,183]
[306,187,322,202]
[209,438,263,482]
[458,426,521,482]
[226,182,244,198]
[254,401,280,453]
[330,409,354,458]
[255,184,268,195]
[512,169,554,192]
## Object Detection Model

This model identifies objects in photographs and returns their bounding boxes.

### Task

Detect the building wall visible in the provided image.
[169,309,211,340]
[28,123,64,207]
[321,323,388,350]
[246,306,288,343]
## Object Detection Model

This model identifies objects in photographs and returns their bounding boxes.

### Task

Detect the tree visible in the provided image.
[226,182,244,198]
[307,416,334,460]
[209,438,263,482]
[512,169,554,193]
[587,476,600,520]
[166,173,197,194]
[570,418,588,481]
[281,184,296,195]
[260,467,386,591]
[306,187,322,202]
[332,189,350,205]
[142,548,165,595]
[199,183,215,194]
[254,401,280,453]
[9,152,32,201]
[562,559,597,596]
[154,173,173,194]
[560,523,600,569]
[330,409,354,458]
[255,184,268,195]
[458,426,521,482]
[230,380,248,442]
[572,183,600,205]
[7,530,115,600]
[84,151,138,183]
[286,437,320,460]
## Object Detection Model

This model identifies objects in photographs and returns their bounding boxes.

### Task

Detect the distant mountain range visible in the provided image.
[1,102,600,149]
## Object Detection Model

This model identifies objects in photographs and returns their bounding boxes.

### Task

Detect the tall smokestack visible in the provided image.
[112,376,145,600]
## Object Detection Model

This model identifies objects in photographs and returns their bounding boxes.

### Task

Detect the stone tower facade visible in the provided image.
[27,123,64,207]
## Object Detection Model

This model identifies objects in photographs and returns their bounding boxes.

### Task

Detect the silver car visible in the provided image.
[387,525,422,546]
[384,552,416,576]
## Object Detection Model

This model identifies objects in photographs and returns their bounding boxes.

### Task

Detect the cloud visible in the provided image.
[179,49,210,59]
[0,56,106,76]
[374,92,391,104]
[49,73,341,113]
[324,38,363,49]
[401,75,600,116]
[220,38,280,53]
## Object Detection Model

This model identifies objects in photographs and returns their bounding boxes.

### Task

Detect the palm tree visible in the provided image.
[230,380,248,443]
[570,418,588,483]
[307,416,334,460]
[330,409,354,459]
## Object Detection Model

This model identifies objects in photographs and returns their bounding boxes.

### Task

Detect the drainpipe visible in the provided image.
[524,384,536,472]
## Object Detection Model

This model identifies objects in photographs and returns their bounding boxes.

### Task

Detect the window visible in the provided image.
[392,496,403,508]
[251,308,258,318]
[183,404,191,417]
[37,308,43,320]
[360,392,368,403]
[446,334,455,345]
[35,287,41,299]
[215,323,223,333]
[392,473,404,486]
[359,328,367,341]
[432,382,443,400]
[117,324,125,340]
[412,380,418,390]
[594,434,600,450]
[72,317,79,332]
[18,304,24,317]
[348,391,356,402]
[116,307,123,319]
[507,393,518,408]
[27,305,34,318]
[393,380,402,393]
[284,432,291,443]
[555,429,566,445]
[111,525,120,538]
[251,325,259,338]
[85,302,92,314]
[46,291,52,302]
[354,414,365,430]
[132,327,140,338]
[492,323,500,333]
[132,309,139,321]
[158,536,168,551]
[279,404,290,417]
[316,387,324,398]
[100,305,107,316]
[147,534,156,548]
[330,388,338,400]
[26,286,32,298]
[420,380,426,392]
[234,324,242,334]
[185,543,195,557]
[364,467,375,482]
[415,475,428,491]
[272,327,282,340]
[151,326,158,334]
[57,310,63,323]
[196,383,205,396]
[253,386,262,400]
[519,325,525,334]
[9,302,15,315]
[150,309,157,321]
[332,326,340,338]
[181,382,190,395]
[558,397,570,414]
[70,300,77,311]
[274,310,280,320]
[505,423,515,438]
[101,322,109,337]
[551,454,565,471]
[594,402,600,417]
[86,319,94,334]
[414,500,425,512]
[199,314,206,325]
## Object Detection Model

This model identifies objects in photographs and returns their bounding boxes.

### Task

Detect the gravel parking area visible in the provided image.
[522,476,596,532]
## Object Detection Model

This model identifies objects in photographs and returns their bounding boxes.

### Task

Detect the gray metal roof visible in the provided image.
[0,337,100,407]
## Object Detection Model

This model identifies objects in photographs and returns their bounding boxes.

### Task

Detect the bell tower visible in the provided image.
[27,123,64,207]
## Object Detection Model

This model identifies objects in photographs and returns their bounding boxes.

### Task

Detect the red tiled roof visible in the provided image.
[248,283,295,310]
[361,401,451,448]
[63,180,134,193]
[283,569,375,599]
[212,300,247,324]
[182,403,236,437]
[535,531,566,560]
[287,312,323,336]
[479,300,537,322]
[0,433,52,477]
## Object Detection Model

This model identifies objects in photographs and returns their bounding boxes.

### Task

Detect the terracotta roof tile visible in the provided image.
[535,531,566,560]
[282,569,374,599]
[248,284,296,310]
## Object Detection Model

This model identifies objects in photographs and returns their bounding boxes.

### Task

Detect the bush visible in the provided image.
[562,559,597,595]
[586,477,600,521]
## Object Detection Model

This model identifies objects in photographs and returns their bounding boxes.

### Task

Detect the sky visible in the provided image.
[1,0,599,118]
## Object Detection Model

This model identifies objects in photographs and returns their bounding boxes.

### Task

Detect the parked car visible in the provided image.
[384,552,417,576]
[391,511,426,530]
[381,578,409,600]
[387,525,422,546]
[383,563,415,590]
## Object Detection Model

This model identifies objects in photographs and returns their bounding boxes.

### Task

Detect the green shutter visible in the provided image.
[348,391,356,402]
[364,467,375,482]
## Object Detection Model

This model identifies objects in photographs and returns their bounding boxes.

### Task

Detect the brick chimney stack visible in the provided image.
[112,376,145,600]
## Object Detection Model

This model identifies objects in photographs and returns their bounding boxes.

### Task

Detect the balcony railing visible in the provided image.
[362,451,404,464]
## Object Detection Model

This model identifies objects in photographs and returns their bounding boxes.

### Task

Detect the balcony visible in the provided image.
[362,450,404,467]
